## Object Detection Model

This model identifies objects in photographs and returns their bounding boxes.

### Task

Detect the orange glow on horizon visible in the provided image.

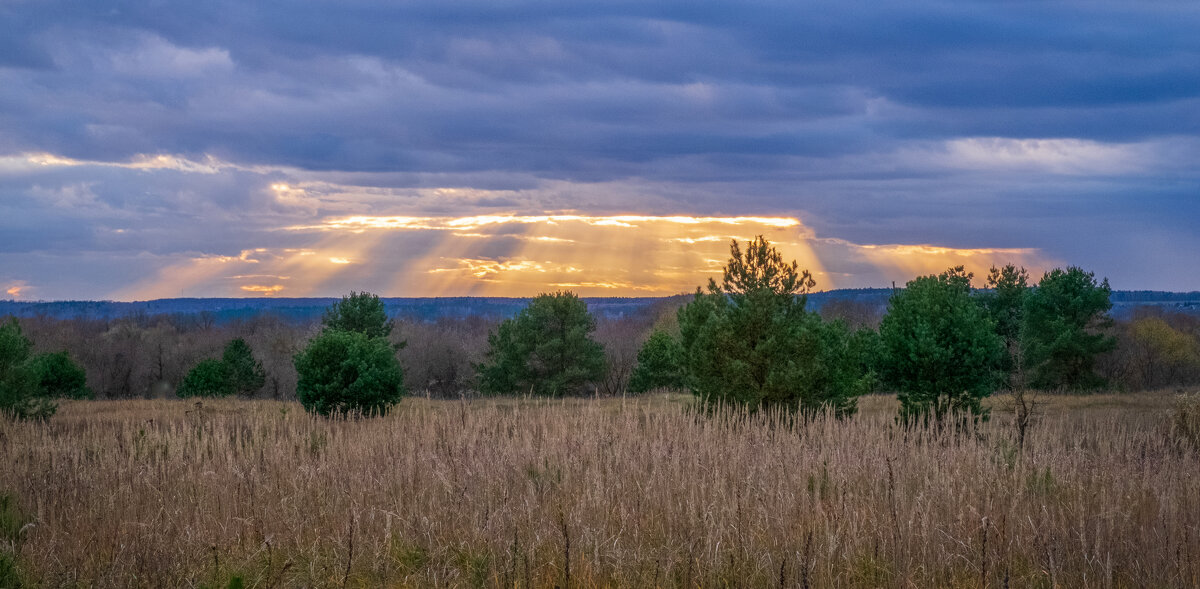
[106,214,1057,299]
[240,284,285,295]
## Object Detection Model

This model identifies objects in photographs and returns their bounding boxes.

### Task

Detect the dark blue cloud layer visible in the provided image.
[4,1,1199,170]
[1,0,1198,295]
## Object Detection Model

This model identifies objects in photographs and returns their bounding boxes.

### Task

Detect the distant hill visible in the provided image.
[0,296,683,324]
[0,289,1196,323]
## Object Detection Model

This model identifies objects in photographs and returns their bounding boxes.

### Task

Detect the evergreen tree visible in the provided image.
[1023,266,1115,390]
[980,264,1031,381]
[294,329,405,415]
[477,292,606,396]
[176,338,266,398]
[879,267,1003,423]
[0,318,56,420]
[176,358,234,398]
[628,330,684,392]
[222,338,266,396]
[321,291,394,339]
[29,351,92,400]
[677,237,870,415]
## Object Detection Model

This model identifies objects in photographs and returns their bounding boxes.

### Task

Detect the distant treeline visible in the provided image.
[2,289,1196,325]
[5,293,1198,403]
[7,297,684,401]
[0,296,688,324]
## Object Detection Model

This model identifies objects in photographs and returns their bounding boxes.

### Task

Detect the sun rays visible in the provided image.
[104,213,1056,299]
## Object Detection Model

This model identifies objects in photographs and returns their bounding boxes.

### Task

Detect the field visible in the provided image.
[2,393,1199,588]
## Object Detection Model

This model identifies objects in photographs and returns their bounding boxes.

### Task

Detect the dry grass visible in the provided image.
[1,392,1199,588]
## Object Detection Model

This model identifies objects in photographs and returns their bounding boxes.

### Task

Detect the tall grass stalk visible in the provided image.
[0,394,1196,587]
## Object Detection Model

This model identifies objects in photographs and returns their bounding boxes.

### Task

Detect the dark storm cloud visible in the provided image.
[1,0,1198,296]
[4,0,1197,173]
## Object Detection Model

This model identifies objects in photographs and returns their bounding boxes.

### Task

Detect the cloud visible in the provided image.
[0,2,1198,295]
[4,2,1198,173]
[4,280,30,299]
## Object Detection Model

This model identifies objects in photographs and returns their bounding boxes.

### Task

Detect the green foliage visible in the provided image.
[477,292,606,396]
[321,291,394,339]
[198,575,246,589]
[294,329,405,415]
[176,358,235,398]
[177,338,267,398]
[980,264,1030,378]
[0,492,30,588]
[0,318,55,421]
[0,552,20,589]
[676,237,870,415]
[628,330,684,392]
[1023,266,1115,390]
[879,267,1003,423]
[29,351,92,399]
[0,319,32,374]
[222,338,266,396]
[0,493,29,544]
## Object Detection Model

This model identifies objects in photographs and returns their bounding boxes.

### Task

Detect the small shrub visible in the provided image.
[176,358,234,398]
[29,351,92,399]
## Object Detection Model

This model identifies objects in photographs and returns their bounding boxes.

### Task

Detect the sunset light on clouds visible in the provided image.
[1,2,1198,299]
[105,210,1055,299]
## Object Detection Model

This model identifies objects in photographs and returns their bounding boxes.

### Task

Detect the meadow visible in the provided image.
[1,392,1198,588]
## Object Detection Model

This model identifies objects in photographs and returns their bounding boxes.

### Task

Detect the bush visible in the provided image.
[29,351,92,399]
[294,329,405,416]
[677,237,870,415]
[477,292,606,396]
[176,358,235,398]
[879,267,1002,423]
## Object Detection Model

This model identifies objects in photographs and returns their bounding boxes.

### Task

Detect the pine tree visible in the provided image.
[294,329,405,415]
[628,330,684,393]
[0,318,56,420]
[676,237,870,415]
[879,267,1003,423]
[222,338,266,396]
[477,292,606,396]
[1023,267,1115,390]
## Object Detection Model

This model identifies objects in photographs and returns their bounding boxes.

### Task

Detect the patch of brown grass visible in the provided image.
[1,392,1198,587]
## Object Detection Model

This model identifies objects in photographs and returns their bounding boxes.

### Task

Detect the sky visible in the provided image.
[1,1,1198,300]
